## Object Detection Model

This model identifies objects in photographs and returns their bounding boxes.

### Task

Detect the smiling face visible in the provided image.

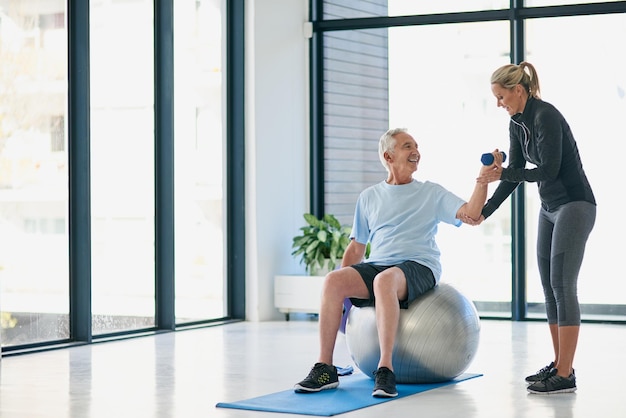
[385,132,420,184]
[491,83,527,116]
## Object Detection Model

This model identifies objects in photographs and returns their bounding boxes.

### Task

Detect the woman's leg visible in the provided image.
[537,210,559,364]
[545,202,596,377]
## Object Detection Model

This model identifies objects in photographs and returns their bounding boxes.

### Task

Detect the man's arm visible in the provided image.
[457,180,489,221]
[341,239,367,268]
[457,151,502,222]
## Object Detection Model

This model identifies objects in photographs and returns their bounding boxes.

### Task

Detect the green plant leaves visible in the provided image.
[291,213,352,274]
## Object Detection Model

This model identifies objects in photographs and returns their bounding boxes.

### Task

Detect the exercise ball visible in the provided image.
[344,283,480,383]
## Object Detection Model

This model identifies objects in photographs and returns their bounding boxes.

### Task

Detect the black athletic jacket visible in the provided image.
[481,97,596,219]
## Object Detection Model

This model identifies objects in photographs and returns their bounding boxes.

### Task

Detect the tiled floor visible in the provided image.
[0,318,624,418]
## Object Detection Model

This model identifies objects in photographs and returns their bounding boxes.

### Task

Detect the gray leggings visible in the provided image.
[537,201,596,326]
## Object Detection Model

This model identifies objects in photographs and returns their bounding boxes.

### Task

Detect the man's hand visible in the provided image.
[460,213,485,226]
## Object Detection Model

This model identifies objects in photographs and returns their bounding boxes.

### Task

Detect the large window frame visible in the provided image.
[1,0,245,355]
[310,0,626,322]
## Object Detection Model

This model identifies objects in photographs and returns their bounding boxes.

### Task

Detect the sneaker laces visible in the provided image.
[307,363,332,383]
[535,363,553,375]
[374,368,393,386]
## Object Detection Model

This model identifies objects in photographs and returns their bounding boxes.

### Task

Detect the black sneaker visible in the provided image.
[372,367,398,398]
[527,368,577,394]
[294,363,339,393]
[525,362,555,382]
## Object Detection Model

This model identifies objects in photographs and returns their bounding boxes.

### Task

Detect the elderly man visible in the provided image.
[294,128,500,397]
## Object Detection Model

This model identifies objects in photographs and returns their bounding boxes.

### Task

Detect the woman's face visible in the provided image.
[491,83,526,116]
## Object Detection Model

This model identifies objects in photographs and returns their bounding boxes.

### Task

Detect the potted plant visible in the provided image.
[275,213,357,319]
[291,213,352,276]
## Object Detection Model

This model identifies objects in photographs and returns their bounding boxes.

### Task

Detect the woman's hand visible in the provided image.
[477,149,504,184]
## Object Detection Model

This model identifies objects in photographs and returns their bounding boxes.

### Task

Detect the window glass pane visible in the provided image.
[389,0,508,15]
[324,22,513,316]
[90,0,155,334]
[323,0,387,19]
[525,0,623,7]
[525,14,626,320]
[173,0,226,322]
[388,21,512,316]
[322,0,509,19]
[0,1,69,347]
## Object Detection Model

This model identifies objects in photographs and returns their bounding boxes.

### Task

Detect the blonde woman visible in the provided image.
[476,62,596,395]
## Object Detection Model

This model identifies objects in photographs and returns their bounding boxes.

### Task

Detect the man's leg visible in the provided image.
[368,267,407,398]
[371,267,408,370]
[318,267,370,365]
[295,267,369,393]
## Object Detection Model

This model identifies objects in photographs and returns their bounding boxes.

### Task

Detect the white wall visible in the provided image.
[245,0,311,321]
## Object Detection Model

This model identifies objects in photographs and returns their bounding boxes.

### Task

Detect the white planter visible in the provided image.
[308,257,343,276]
[274,275,325,320]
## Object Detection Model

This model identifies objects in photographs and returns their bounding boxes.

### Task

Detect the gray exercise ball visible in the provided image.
[344,283,480,383]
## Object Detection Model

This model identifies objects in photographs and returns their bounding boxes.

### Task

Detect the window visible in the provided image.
[89,0,156,334]
[315,0,626,321]
[0,0,69,346]
[173,0,226,322]
[525,13,626,320]
[1,0,237,352]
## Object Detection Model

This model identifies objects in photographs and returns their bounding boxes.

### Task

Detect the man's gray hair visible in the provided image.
[379,128,407,172]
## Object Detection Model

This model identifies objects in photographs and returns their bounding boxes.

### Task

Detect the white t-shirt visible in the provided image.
[350,179,465,283]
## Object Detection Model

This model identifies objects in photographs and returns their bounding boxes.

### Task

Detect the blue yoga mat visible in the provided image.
[216,372,482,416]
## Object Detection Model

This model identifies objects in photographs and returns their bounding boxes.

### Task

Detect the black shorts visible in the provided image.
[349,260,436,309]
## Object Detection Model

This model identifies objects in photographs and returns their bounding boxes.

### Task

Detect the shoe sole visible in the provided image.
[527,387,577,395]
[372,389,398,398]
[294,382,339,393]
[525,374,576,384]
